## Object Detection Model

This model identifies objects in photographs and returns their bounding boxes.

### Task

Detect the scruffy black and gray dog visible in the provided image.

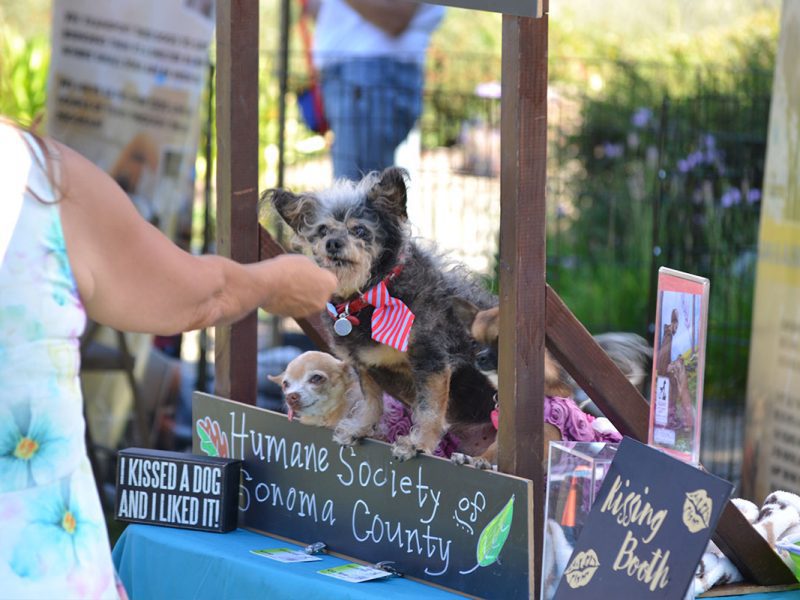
[265,167,496,460]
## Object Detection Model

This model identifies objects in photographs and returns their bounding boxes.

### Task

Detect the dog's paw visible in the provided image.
[391,436,419,461]
[332,425,361,447]
[450,452,468,465]
[470,456,494,470]
[450,452,493,470]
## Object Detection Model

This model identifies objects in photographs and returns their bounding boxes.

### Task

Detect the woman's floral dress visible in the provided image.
[0,126,119,599]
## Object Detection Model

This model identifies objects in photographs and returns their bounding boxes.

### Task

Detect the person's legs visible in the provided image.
[322,58,423,181]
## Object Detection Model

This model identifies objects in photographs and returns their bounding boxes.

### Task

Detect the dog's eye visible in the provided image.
[317,225,328,237]
[351,225,368,238]
[308,374,325,384]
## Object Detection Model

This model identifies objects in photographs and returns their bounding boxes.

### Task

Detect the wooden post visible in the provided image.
[214,0,260,404]
[497,6,549,596]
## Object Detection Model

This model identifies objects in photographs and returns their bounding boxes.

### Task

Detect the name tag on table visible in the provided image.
[318,564,393,583]
[251,548,323,563]
[115,447,241,532]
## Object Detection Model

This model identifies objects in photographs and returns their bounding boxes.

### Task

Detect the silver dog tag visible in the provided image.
[334,317,353,336]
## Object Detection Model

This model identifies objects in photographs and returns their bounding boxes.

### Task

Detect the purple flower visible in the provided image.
[631,107,653,129]
[565,407,595,441]
[544,396,570,431]
[720,188,742,208]
[378,395,412,442]
[747,189,762,204]
[434,432,460,458]
[602,142,624,159]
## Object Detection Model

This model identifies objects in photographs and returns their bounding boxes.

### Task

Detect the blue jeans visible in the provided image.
[321,58,423,181]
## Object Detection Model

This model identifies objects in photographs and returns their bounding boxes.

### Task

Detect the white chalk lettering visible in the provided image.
[351,499,451,576]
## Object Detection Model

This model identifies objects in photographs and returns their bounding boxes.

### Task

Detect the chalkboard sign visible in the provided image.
[191,392,534,598]
[553,437,734,599]
[115,447,241,532]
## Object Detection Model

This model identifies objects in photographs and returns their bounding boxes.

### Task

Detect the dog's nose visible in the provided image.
[326,237,344,255]
[286,392,301,407]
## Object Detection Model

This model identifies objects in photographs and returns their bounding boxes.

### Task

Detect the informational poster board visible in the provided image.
[46,0,214,237]
[743,0,800,502]
[192,392,535,599]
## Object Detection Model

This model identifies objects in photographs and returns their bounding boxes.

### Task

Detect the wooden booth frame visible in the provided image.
[213,1,795,597]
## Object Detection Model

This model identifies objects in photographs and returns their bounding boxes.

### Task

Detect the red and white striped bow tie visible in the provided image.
[362,280,415,352]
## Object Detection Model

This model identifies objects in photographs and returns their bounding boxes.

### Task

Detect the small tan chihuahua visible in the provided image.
[268,351,374,446]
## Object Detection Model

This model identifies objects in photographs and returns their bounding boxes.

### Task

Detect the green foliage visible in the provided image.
[0,29,49,124]
[545,9,778,406]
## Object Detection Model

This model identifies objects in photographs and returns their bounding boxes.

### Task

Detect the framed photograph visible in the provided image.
[648,267,710,465]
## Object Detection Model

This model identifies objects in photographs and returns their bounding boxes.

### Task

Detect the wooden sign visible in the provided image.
[115,447,241,532]
[553,437,734,599]
[191,392,534,598]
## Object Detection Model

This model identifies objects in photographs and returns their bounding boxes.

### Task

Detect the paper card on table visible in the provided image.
[553,437,734,600]
[318,563,393,583]
[250,548,322,563]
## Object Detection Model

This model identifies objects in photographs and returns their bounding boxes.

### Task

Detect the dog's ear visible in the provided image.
[262,188,318,233]
[367,167,408,219]
[471,306,500,346]
[451,297,480,331]
[267,372,284,386]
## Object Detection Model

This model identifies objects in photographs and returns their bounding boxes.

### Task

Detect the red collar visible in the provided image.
[329,264,404,326]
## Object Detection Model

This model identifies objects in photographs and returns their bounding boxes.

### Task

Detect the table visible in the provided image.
[113,524,800,600]
[112,524,462,599]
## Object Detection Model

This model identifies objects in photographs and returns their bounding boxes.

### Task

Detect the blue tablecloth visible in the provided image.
[112,524,800,599]
[112,524,462,600]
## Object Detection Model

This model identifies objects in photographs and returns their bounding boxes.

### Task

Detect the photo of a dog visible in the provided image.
[265,167,497,460]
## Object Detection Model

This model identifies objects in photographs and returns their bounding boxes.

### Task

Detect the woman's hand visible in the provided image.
[254,254,338,318]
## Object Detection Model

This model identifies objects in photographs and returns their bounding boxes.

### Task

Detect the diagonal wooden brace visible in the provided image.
[544,284,796,585]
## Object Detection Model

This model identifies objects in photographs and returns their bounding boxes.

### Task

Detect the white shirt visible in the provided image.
[313,0,445,68]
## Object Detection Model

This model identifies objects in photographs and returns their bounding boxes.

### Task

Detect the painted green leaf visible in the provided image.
[476,495,514,567]
[197,422,218,457]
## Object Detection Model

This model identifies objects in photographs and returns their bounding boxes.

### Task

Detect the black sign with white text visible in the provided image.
[115,447,241,532]
[191,392,534,599]
[554,437,734,599]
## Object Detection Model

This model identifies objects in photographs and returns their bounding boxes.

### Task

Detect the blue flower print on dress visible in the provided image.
[0,404,73,493]
[43,215,76,307]
[10,465,103,580]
